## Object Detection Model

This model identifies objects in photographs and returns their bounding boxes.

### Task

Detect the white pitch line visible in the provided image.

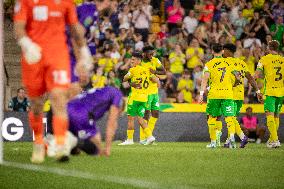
[2,161,193,189]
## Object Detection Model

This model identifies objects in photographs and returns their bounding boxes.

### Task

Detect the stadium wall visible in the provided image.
[2,109,284,142]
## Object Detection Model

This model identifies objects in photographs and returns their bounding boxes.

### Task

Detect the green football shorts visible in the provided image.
[206,99,235,117]
[234,100,243,116]
[146,93,160,111]
[264,96,284,114]
[127,101,147,117]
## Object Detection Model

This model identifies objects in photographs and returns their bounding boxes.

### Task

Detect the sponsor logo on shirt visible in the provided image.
[49,11,62,17]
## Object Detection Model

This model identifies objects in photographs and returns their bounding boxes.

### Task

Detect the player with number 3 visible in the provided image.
[255,40,284,148]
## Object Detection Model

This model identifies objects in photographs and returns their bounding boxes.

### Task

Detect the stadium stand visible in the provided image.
[3,0,284,105]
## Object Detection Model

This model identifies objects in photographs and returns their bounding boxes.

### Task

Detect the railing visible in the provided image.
[4,62,9,86]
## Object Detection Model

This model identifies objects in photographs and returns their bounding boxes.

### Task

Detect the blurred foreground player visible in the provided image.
[47,86,124,157]
[14,0,93,163]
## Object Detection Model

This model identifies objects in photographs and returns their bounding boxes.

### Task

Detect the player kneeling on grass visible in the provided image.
[46,85,124,157]
[119,52,158,145]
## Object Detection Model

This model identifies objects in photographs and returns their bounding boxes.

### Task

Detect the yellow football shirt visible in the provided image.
[141,57,162,95]
[177,79,194,103]
[227,57,250,100]
[169,52,185,74]
[127,65,151,103]
[242,56,256,75]
[98,58,115,73]
[92,74,107,88]
[204,57,235,99]
[186,47,204,69]
[257,54,284,97]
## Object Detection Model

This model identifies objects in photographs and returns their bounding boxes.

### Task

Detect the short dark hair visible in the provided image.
[212,43,223,53]
[246,107,252,111]
[17,87,25,93]
[142,46,155,53]
[268,40,279,51]
[132,51,143,59]
[223,43,236,53]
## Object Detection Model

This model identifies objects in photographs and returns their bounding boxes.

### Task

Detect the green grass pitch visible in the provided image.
[0,142,284,189]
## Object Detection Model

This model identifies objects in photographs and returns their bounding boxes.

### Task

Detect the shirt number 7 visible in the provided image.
[218,67,226,82]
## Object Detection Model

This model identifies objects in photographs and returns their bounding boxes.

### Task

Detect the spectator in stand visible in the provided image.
[154,39,167,61]
[252,0,265,10]
[166,0,185,32]
[8,88,31,112]
[117,57,131,96]
[177,30,188,50]
[198,0,215,23]
[242,1,254,21]
[270,16,284,49]
[194,23,210,48]
[240,24,261,49]
[186,38,204,72]
[177,69,194,103]
[157,24,168,41]
[92,67,107,88]
[108,70,121,89]
[208,22,223,43]
[240,107,266,144]
[164,71,177,99]
[251,16,270,44]
[193,65,203,93]
[132,0,152,42]
[242,48,256,75]
[101,14,113,33]
[98,50,115,74]
[272,0,284,21]
[109,0,120,35]
[234,9,249,39]
[134,33,144,51]
[118,4,132,30]
[169,44,186,79]
[183,10,198,35]
[110,44,121,65]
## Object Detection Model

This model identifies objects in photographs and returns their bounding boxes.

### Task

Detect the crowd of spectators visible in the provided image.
[4,0,284,104]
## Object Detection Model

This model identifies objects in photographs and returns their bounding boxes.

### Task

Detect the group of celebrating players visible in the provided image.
[198,41,283,149]
[12,0,284,164]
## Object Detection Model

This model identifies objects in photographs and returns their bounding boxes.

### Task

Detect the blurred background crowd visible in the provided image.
[4,0,284,104]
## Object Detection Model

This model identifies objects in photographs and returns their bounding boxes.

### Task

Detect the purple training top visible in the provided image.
[67,1,98,82]
[67,86,123,139]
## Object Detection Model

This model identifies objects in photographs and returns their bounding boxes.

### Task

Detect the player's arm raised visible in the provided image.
[199,69,210,104]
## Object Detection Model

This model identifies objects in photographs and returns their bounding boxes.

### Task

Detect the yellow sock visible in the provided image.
[208,117,217,141]
[127,130,134,140]
[143,127,152,138]
[275,117,280,132]
[140,126,146,141]
[267,115,278,141]
[216,121,222,132]
[233,117,245,140]
[148,117,158,133]
[225,116,235,136]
